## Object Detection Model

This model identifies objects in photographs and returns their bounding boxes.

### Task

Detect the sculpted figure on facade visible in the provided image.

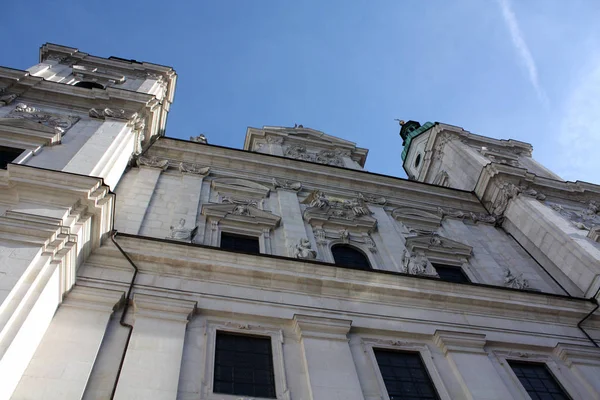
[0,88,17,106]
[339,228,350,242]
[547,200,600,231]
[179,162,210,176]
[168,218,198,242]
[190,134,208,144]
[136,156,169,171]
[344,197,371,217]
[519,184,546,201]
[307,190,329,209]
[284,144,314,161]
[232,204,251,216]
[504,269,530,290]
[291,238,317,260]
[266,135,284,145]
[401,250,429,276]
[89,107,129,120]
[272,178,302,192]
[315,149,344,167]
[491,182,521,217]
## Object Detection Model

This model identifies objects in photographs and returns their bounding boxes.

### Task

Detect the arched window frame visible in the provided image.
[330,242,373,270]
[325,239,379,270]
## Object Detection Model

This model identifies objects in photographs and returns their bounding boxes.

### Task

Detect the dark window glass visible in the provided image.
[509,361,570,400]
[374,349,440,400]
[73,81,105,90]
[220,232,260,254]
[0,146,24,169]
[214,332,276,398]
[331,244,371,270]
[433,264,470,283]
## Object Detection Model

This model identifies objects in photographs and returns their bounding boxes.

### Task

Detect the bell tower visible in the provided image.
[400,119,600,299]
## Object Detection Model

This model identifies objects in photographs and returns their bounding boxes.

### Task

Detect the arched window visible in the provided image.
[331,244,371,270]
[73,81,105,90]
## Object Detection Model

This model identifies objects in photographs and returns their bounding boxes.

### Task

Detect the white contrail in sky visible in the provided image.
[497,0,547,104]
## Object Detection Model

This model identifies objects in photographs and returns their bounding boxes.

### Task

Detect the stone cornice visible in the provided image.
[84,235,597,325]
[554,342,600,366]
[149,138,486,214]
[61,285,125,313]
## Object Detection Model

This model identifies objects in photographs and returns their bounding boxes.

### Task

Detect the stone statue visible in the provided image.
[504,269,530,290]
[190,134,208,144]
[402,250,429,275]
[344,198,370,217]
[168,219,198,242]
[291,238,317,260]
[232,204,251,216]
[309,191,329,209]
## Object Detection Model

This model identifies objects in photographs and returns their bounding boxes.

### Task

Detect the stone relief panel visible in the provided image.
[400,250,438,277]
[7,103,80,134]
[546,200,600,231]
[283,145,349,166]
[167,218,198,242]
[302,190,377,231]
[289,238,317,260]
[504,268,530,290]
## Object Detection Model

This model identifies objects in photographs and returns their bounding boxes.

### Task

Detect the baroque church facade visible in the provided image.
[0,44,599,400]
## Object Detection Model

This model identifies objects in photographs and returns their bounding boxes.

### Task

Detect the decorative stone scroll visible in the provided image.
[221,196,259,208]
[179,162,210,176]
[8,103,79,134]
[504,268,530,290]
[136,156,169,171]
[167,218,198,242]
[89,107,129,120]
[290,238,317,260]
[272,178,302,192]
[437,207,497,224]
[358,192,386,205]
[519,184,546,201]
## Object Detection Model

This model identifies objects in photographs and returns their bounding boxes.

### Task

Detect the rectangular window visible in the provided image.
[214,331,276,398]
[374,349,440,400]
[433,264,470,283]
[508,361,571,399]
[0,145,24,169]
[220,232,260,254]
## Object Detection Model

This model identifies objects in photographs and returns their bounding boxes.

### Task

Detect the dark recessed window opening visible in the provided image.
[508,361,571,400]
[414,153,422,168]
[433,264,470,283]
[331,244,371,270]
[214,332,276,398]
[0,146,24,169]
[220,232,260,254]
[73,81,105,90]
[374,349,440,400]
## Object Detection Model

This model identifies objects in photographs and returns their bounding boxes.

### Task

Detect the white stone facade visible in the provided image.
[0,45,598,400]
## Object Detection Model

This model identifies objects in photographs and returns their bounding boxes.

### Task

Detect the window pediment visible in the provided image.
[392,207,442,233]
[404,234,472,263]
[303,190,377,232]
[211,178,270,199]
[201,203,280,229]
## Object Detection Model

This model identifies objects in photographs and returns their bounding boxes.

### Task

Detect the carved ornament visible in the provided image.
[136,156,169,171]
[315,149,344,167]
[437,207,496,224]
[401,250,438,277]
[89,107,132,120]
[284,144,314,161]
[491,182,521,217]
[0,87,17,106]
[179,162,210,176]
[357,192,386,205]
[9,103,79,134]
[266,135,284,145]
[547,200,600,231]
[272,178,302,192]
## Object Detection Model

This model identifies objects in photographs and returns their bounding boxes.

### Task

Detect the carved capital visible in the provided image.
[179,162,210,176]
[272,178,302,192]
[136,156,169,171]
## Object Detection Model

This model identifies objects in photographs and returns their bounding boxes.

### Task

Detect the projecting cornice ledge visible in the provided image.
[85,234,597,325]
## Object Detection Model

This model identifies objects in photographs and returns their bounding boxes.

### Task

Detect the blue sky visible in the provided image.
[2,0,599,183]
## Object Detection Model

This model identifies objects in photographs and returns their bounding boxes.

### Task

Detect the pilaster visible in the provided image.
[113,294,196,400]
[434,330,515,400]
[554,343,600,397]
[11,286,124,400]
[293,314,364,400]
[275,186,307,257]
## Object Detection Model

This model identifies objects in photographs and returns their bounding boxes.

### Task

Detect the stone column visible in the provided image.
[11,286,124,400]
[113,294,196,400]
[276,187,307,256]
[555,343,600,397]
[434,330,515,400]
[293,315,364,400]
